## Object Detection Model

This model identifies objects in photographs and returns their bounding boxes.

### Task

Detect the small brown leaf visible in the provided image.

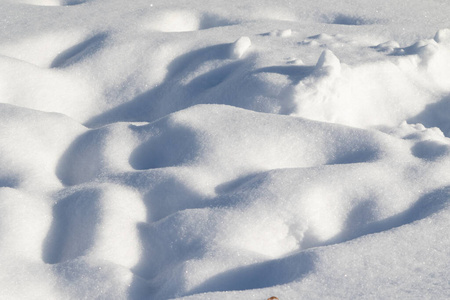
[267,297,279,300]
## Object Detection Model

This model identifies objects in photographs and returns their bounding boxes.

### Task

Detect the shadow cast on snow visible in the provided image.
[186,251,317,296]
[408,94,450,137]
[51,33,108,68]
[325,186,450,247]
[56,129,106,186]
[253,65,315,85]
[42,188,102,264]
[80,39,322,128]
[126,185,450,298]
[84,43,244,128]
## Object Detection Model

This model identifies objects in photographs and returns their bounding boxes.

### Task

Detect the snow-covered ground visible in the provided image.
[1,0,450,299]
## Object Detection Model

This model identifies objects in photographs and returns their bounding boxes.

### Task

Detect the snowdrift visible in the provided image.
[0,0,449,299]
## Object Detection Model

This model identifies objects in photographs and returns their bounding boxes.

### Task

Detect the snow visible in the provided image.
[230,37,251,59]
[0,0,450,299]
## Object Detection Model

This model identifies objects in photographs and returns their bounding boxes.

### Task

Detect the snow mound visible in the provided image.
[1,1,450,299]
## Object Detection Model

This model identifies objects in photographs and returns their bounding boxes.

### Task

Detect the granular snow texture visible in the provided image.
[0,0,449,299]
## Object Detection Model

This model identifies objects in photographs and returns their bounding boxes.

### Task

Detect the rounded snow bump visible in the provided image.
[434,28,450,45]
[230,36,251,59]
[315,49,341,76]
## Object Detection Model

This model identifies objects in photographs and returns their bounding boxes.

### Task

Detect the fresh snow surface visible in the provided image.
[0,0,450,299]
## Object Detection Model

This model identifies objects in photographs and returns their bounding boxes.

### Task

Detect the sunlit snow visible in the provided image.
[0,0,449,299]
